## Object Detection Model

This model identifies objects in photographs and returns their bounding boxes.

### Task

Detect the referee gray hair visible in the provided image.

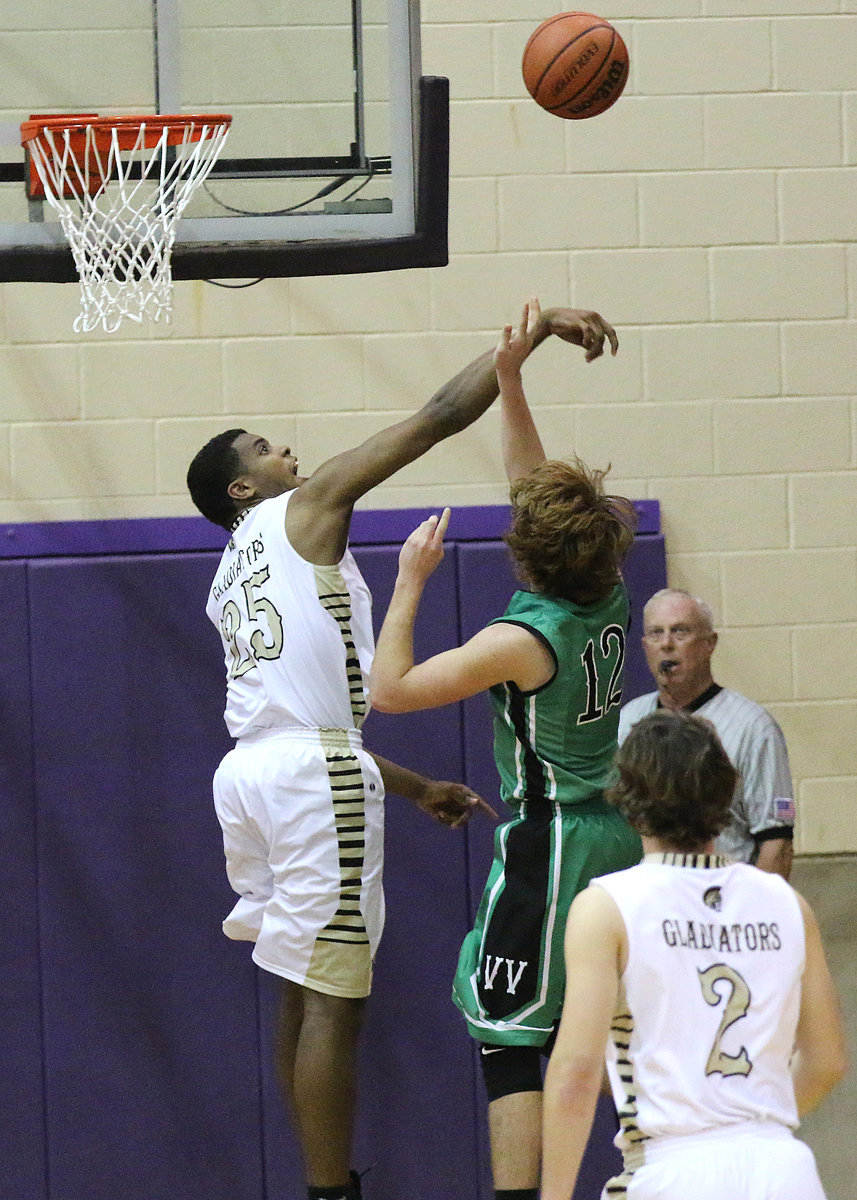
[643,588,715,633]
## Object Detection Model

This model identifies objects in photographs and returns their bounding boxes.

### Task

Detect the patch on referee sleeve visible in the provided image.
[774,797,796,822]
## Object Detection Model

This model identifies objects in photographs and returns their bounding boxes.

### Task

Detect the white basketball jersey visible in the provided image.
[593,855,804,1155]
[206,491,375,738]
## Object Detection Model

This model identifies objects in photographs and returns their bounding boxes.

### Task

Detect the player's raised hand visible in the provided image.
[397,507,451,586]
[494,296,542,377]
[540,307,619,361]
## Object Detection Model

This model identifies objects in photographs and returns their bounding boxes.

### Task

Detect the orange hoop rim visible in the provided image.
[21,113,233,148]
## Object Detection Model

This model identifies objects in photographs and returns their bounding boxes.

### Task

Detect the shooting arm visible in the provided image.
[495,300,547,482]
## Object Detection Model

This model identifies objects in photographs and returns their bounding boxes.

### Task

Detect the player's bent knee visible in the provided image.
[480,1044,543,1102]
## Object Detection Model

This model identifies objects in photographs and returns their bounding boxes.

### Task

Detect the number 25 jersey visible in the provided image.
[593,855,804,1151]
[206,491,375,738]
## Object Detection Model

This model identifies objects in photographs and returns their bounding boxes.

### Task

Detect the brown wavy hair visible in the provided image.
[505,457,637,603]
[607,710,737,851]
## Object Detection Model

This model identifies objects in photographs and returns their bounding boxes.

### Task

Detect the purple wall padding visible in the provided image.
[354,547,481,1199]
[4,510,665,1200]
[0,563,47,1200]
[28,554,263,1200]
[0,501,659,559]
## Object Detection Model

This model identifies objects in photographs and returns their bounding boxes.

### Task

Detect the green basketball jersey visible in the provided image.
[488,583,629,810]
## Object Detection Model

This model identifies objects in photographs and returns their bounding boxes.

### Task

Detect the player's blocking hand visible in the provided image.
[397,507,451,585]
[541,307,619,362]
[416,780,499,828]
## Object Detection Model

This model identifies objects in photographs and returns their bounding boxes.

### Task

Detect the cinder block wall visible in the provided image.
[1,9,855,844]
[1,5,854,1195]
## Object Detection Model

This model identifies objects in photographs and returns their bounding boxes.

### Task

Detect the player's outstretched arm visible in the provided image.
[287,304,618,564]
[369,509,554,712]
[369,752,497,826]
[791,893,848,1114]
[542,886,624,1200]
[287,344,499,564]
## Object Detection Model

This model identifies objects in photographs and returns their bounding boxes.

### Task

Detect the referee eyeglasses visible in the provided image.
[642,624,704,643]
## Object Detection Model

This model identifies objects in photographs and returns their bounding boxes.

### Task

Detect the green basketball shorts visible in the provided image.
[453,799,642,1046]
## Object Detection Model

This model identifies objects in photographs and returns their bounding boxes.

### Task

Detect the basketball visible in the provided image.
[522,12,629,120]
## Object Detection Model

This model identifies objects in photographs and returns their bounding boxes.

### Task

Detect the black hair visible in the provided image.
[186,428,247,529]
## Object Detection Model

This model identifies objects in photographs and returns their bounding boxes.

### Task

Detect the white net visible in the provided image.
[22,116,231,333]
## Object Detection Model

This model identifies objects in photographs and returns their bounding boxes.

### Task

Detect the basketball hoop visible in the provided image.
[20,113,232,333]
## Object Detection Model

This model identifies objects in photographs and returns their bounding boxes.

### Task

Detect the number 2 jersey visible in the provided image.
[206,490,375,738]
[592,855,804,1156]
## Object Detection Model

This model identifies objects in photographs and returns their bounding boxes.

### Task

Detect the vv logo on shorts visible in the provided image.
[482,955,529,995]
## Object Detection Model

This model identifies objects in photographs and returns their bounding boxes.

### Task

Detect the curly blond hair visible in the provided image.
[505,457,637,603]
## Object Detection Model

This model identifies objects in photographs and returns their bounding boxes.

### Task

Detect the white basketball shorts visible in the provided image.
[213,726,385,998]
[610,1122,826,1200]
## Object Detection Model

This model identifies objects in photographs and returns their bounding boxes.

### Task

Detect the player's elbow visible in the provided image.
[827,1044,849,1090]
[814,1051,849,1100]
[546,1051,603,1116]
[369,679,409,713]
[795,1046,849,1115]
[807,1063,848,1114]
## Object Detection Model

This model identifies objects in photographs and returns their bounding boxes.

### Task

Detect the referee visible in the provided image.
[619,587,795,879]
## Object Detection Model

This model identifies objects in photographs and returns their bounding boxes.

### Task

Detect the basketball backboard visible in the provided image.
[0,0,447,282]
